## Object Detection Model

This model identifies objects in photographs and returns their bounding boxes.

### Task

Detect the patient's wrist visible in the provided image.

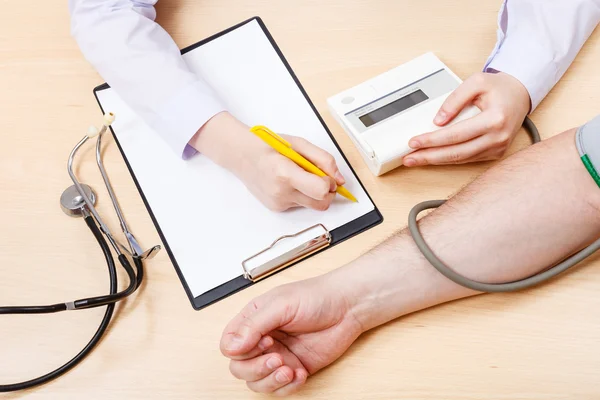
[325,243,416,334]
[331,233,474,334]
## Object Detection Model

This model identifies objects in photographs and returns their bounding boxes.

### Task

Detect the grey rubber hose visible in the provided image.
[408,116,600,292]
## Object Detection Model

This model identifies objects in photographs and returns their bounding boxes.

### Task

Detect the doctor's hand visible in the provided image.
[220,276,363,396]
[190,112,345,212]
[403,71,530,167]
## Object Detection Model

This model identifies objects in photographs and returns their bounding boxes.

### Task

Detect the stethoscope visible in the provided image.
[0,113,161,392]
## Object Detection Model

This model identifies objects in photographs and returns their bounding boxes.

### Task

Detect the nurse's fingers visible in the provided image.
[409,113,488,150]
[293,191,335,211]
[404,134,494,166]
[433,73,487,126]
[288,166,336,201]
[286,135,346,185]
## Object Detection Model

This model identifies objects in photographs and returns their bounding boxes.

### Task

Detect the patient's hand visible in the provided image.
[220,276,363,396]
[404,71,530,166]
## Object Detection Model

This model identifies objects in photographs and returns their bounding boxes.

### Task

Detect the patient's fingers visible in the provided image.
[225,335,274,361]
[229,352,284,382]
[272,368,309,396]
[246,365,295,394]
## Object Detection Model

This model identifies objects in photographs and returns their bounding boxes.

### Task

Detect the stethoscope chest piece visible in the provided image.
[60,184,96,218]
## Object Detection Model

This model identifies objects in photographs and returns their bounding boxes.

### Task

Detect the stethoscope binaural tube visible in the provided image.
[67,115,122,254]
[92,114,161,260]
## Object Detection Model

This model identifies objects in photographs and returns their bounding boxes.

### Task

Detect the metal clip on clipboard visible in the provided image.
[242,224,332,282]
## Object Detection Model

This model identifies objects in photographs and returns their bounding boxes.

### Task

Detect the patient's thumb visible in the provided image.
[223,302,286,355]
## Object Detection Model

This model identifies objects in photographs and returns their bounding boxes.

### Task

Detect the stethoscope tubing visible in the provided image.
[0,216,142,314]
[0,211,119,392]
[408,116,600,292]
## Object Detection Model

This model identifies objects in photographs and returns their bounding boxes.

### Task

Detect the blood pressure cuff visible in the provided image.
[576,115,600,189]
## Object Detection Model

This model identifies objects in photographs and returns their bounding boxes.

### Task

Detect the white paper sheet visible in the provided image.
[96,20,375,298]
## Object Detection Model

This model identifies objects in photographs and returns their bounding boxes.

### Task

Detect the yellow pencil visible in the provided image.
[250,125,357,203]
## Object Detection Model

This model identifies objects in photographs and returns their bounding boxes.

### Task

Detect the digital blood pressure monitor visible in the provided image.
[327,53,480,176]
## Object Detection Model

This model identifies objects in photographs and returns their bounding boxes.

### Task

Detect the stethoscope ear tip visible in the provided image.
[103,112,115,126]
[87,125,100,138]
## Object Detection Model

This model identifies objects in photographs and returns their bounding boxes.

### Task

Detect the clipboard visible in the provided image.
[93,17,383,310]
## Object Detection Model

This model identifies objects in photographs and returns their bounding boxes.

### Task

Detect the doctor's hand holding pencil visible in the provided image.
[190,112,350,212]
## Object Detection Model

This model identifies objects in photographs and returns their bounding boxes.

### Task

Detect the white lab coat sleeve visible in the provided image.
[68,0,226,159]
[483,0,600,111]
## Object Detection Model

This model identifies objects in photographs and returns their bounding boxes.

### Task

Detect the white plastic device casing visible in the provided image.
[327,52,480,176]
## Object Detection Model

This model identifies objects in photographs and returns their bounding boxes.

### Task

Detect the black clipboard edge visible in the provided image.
[93,16,383,311]
[193,209,382,310]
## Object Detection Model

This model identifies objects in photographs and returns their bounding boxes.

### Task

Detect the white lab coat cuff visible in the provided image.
[153,80,227,159]
[484,43,556,112]
[481,0,557,112]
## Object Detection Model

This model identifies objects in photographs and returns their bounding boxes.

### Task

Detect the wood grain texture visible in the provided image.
[0,1,599,398]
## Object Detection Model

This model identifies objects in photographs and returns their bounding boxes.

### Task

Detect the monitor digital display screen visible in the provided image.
[359,89,429,128]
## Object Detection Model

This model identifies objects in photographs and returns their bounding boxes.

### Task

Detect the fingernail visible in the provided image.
[404,158,416,167]
[434,111,446,124]
[295,369,308,381]
[266,357,282,370]
[334,171,345,185]
[226,334,244,351]
[238,325,250,340]
[329,179,337,192]
[276,370,291,383]
[409,140,420,149]
[258,336,272,351]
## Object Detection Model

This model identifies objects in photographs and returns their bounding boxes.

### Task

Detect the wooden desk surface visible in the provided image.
[1,1,599,398]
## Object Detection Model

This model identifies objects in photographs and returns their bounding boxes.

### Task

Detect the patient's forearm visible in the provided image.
[332,128,600,332]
